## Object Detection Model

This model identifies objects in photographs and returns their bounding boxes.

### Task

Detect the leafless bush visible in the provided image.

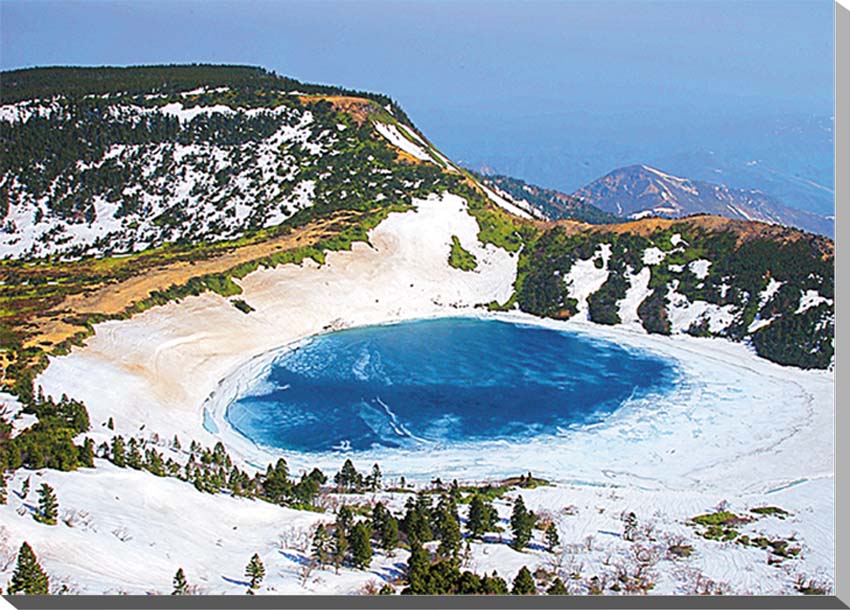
[674,566,732,595]
[278,525,312,552]
[0,527,16,571]
[111,526,132,542]
[61,509,92,529]
[50,577,82,595]
[298,560,317,588]
[358,579,385,595]
[793,572,833,595]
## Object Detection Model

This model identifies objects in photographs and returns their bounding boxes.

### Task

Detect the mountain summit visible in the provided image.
[570,165,833,238]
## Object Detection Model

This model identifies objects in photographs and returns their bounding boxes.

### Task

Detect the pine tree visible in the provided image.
[467,494,495,539]
[349,522,373,570]
[332,525,348,573]
[510,496,533,550]
[107,416,114,430]
[545,523,560,552]
[244,553,265,589]
[34,483,58,525]
[111,436,126,467]
[436,506,462,562]
[336,505,354,537]
[78,437,95,467]
[127,438,143,469]
[547,577,568,595]
[334,459,359,492]
[405,541,431,594]
[21,476,30,498]
[482,571,509,595]
[371,501,387,535]
[623,512,638,542]
[311,524,332,567]
[172,435,181,451]
[0,474,7,505]
[8,542,49,594]
[512,566,536,595]
[381,516,399,557]
[172,568,189,595]
[369,463,382,491]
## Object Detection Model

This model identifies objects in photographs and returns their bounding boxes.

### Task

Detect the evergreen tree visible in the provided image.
[547,577,568,595]
[8,542,49,594]
[512,566,536,595]
[0,474,7,505]
[34,483,58,525]
[545,523,560,552]
[127,438,143,469]
[110,436,126,467]
[332,525,348,573]
[334,459,359,492]
[21,476,30,498]
[481,571,509,595]
[371,501,387,536]
[78,437,95,467]
[263,458,291,502]
[405,541,431,594]
[349,522,373,570]
[623,512,638,542]
[311,524,332,568]
[244,553,265,589]
[172,435,181,451]
[467,494,495,539]
[510,496,533,550]
[336,505,354,537]
[381,516,400,557]
[172,568,189,595]
[436,506,462,562]
[107,416,114,430]
[369,463,382,491]
[402,493,433,543]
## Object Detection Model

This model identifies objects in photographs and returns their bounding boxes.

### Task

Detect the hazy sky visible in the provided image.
[0,0,835,197]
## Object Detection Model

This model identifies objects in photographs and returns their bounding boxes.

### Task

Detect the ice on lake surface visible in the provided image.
[225,317,678,452]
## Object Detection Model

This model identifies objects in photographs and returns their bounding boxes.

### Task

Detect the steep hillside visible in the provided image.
[507,215,834,369]
[0,64,835,414]
[571,165,833,238]
[0,66,450,260]
[479,174,619,224]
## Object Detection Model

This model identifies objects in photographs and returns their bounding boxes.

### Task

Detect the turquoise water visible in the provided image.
[225,317,678,452]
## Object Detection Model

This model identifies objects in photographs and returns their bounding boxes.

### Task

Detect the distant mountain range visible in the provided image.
[570,165,833,238]
[479,174,620,224]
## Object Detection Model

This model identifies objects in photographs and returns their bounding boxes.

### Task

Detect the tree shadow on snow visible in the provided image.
[279,551,312,568]
[370,564,405,584]
[221,576,251,587]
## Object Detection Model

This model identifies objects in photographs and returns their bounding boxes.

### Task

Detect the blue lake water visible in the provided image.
[225,317,678,452]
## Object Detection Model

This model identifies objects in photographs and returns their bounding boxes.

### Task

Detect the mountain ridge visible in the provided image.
[570,164,833,238]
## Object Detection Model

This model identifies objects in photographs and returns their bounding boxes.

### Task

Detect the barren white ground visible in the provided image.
[0,194,834,595]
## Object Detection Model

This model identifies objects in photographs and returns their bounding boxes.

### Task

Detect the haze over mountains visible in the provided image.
[482,165,833,239]
[571,165,833,238]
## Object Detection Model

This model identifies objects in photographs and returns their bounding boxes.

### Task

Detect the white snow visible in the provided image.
[564,245,611,317]
[372,122,433,162]
[478,183,533,220]
[617,267,653,326]
[796,290,832,314]
[7,191,834,595]
[759,278,784,308]
[642,246,666,266]
[688,259,712,280]
[666,288,737,335]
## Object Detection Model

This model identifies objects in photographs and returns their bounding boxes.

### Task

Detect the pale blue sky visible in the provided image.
[0,0,835,205]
